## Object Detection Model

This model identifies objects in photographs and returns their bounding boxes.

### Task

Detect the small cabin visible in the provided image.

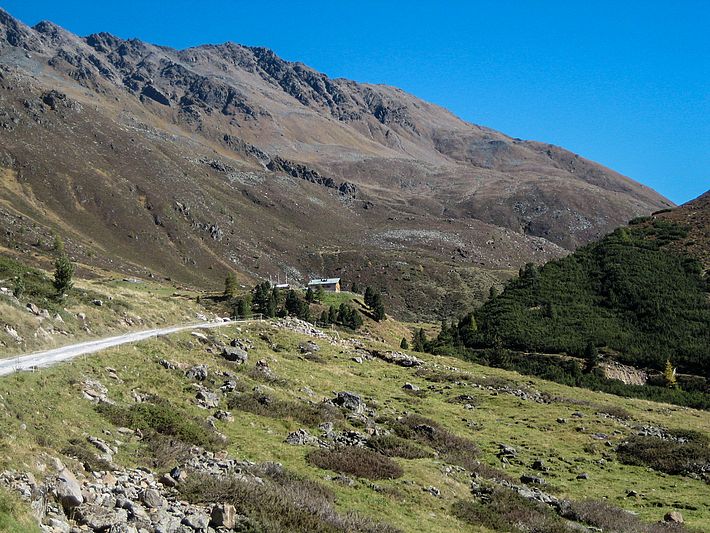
[308,277,341,293]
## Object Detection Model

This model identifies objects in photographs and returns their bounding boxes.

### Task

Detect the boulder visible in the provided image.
[196,390,220,409]
[520,474,546,485]
[664,511,684,524]
[285,429,316,446]
[182,511,210,530]
[222,346,248,364]
[402,382,420,391]
[332,391,365,414]
[185,365,208,381]
[56,468,83,511]
[141,487,166,509]
[75,504,128,530]
[299,341,320,353]
[210,503,238,529]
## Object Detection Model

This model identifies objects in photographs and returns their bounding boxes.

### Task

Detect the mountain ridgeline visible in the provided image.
[436,193,710,378]
[0,8,671,319]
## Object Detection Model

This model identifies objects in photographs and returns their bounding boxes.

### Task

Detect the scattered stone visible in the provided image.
[498,444,517,458]
[402,382,420,391]
[141,488,166,509]
[285,428,317,446]
[159,359,176,370]
[576,473,589,480]
[191,331,209,342]
[92,299,103,306]
[182,511,210,530]
[531,459,547,471]
[556,417,567,424]
[299,341,320,353]
[222,345,248,364]
[372,350,424,367]
[520,474,546,485]
[55,468,83,511]
[664,511,684,524]
[626,489,638,498]
[196,389,220,409]
[210,503,238,529]
[423,486,441,497]
[185,365,208,381]
[352,356,364,364]
[332,391,365,414]
[213,410,234,422]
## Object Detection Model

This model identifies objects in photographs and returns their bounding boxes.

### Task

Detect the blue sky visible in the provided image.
[3,1,708,204]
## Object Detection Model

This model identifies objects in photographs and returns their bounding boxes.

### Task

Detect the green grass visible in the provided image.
[0,321,707,532]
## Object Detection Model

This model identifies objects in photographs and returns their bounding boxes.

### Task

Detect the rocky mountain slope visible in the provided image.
[0,9,672,318]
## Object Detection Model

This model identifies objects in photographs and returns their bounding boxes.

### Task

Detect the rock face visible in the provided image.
[0,8,672,320]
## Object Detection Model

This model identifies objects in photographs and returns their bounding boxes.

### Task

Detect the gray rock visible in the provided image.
[76,504,128,530]
[185,365,208,381]
[576,473,589,480]
[56,468,83,511]
[46,518,71,533]
[332,391,365,414]
[196,390,220,408]
[299,341,320,353]
[142,487,166,509]
[520,474,546,485]
[402,382,420,391]
[285,428,316,446]
[664,511,683,523]
[182,511,210,530]
[210,503,238,529]
[222,346,248,364]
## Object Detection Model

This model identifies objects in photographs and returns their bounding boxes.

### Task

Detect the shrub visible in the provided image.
[596,405,632,420]
[61,438,113,472]
[452,487,569,533]
[569,500,690,533]
[95,398,221,449]
[228,393,344,427]
[617,432,710,477]
[180,465,400,533]
[391,415,479,471]
[307,447,403,480]
[367,435,433,459]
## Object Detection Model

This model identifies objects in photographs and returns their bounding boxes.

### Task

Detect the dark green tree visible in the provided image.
[53,253,74,297]
[315,286,325,302]
[364,286,375,308]
[488,286,499,300]
[320,310,329,325]
[583,341,598,373]
[305,287,315,303]
[328,305,338,324]
[400,337,409,350]
[351,282,360,294]
[233,298,251,319]
[412,328,428,352]
[371,292,386,321]
[224,272,238,298]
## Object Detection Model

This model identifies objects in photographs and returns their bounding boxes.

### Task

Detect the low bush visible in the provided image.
[95,398,222,450]
[391,415,480,471]
[367,435,433,459]
[596,405,632,420]
[61,438,113,472]
[180,465,401,533]
[228,393,344,427]
[307,447,403,480]
[570,500,689,533]
[452,488,569,533]
[617,432,710,478]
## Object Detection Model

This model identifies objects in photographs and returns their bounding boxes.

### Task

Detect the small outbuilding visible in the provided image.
[308,278,341,293]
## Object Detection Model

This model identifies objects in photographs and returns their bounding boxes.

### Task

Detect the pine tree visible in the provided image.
[371,292,385,321]
[488,286,499,300]
[320,310,329,325]
[53,234,65,254]
[583,341,598,373]
[364,286,375,308]
[53,253,74,296]
[328,305,338,324]
[224,272,238,298]
[315,286,325,302]
[412,328,428,352]
[351,283,360,294]
[233,298,251,319]
[457,312,477,345]
[400,337,409,350]
[663,359,677,388]
[305,287,315,303]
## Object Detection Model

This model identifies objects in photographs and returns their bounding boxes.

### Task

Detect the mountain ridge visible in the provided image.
[0,8,672,318]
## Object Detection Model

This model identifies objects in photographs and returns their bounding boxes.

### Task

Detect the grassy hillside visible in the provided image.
[0,319,707,531]
[0,249,208,357]
[473,217,709,375]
